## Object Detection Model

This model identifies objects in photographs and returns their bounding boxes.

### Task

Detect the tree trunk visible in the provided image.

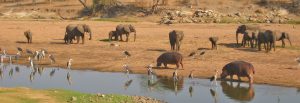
[78,0,88,9]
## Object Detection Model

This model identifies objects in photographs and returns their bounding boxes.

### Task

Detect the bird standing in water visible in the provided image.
[48,54,56,64]
[188,70,195,79]
[210,70,219,86]
[67,58,73,69]
[173,69,178,81]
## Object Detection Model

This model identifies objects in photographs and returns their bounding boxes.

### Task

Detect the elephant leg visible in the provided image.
[82,35,85,44]
[180,62,183,69]
[258,42,261,51]
[282,40,285,48]
[176,63,179,69]
[126,33,129,42]
[120,34,123,41]
[76,36,80,44]
[163,63,168,69]
[247,74,253,84]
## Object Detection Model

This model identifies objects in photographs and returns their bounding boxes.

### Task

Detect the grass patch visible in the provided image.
[93,18,138,23]
[287,20,300,24]
[99,39,111,42]
[47,89,134,103]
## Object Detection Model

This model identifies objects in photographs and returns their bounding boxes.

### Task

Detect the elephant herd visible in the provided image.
[236,25,292,52]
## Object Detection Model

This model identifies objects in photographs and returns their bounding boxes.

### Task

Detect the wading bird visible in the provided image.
[48,54,55,64]
[28,57,34,70]
[67,58,73,69]
[123,64,130,75]
[188,70,195,79]
[17,47,23,53]
[123,51,131,58]
[210,70,218,86]
[173,69,178,81]
[26,49,34,56]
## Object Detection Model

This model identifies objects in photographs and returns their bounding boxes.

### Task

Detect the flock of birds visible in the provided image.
[0,47,75,84]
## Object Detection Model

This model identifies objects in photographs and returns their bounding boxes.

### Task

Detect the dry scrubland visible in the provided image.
[0,21,299,88]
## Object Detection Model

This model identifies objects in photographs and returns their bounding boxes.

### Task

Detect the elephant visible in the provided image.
[108,30,118,41]
[220,61,255,84]
[220,81,255,101]
[156,52,183,69]
[236,25,261,47]
[169,30,184,51]
[257,30,277,52]
[65,24,92,44]
[115,24,136,42]
[24,30,32,43]
[276,32,292,48]
[209,36,218,50]
[241,31,253,48]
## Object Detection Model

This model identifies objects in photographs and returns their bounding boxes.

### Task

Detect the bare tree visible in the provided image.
[151,0,161,14]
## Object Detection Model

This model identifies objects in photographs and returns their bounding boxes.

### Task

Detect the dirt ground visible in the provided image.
[0,20,300,88]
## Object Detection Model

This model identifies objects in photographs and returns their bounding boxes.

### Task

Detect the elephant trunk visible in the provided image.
[288,38,292,46]
[89,31,92,40]
[134,31,136,42]
[236,32,239,46]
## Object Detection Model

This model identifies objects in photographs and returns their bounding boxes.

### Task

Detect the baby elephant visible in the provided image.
[108,30,118,41]
[209,36,218,50]
[220,61,255,84]
[24,30,32,43]
[156,52,183,69]
[242,31,253,48]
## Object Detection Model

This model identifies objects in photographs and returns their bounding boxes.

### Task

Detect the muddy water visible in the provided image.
[0,64,299,103]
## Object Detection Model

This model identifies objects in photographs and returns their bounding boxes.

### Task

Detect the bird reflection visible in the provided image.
[147,79,159,91]
[67,72,72,85]
[0,68,3,79]
[29,71,34,82]
[37,66,44,76]
[209,88,218,103]
[49,69,55,77]
[9,68,13,77]
[15,66,20,73]
[189,86,193,97]
[124,79,133,90]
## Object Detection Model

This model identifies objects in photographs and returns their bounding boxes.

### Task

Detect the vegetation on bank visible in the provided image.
[0,88,136,103]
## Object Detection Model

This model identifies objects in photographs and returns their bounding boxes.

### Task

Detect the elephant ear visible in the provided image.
[76,25,85,34]
[123,25,131,33]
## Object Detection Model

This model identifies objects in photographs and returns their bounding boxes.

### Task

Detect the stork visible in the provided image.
[67,58,73,69]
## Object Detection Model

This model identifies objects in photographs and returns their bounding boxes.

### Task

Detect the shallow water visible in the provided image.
[0,63,299,103]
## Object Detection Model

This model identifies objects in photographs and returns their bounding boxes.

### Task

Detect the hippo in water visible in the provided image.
[220,61,255,84]
[156,52,183,69]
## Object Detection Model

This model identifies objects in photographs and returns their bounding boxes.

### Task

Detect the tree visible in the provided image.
[151,0,161,14]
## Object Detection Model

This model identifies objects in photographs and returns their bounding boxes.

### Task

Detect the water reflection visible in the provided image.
[0,64,299,103]
[220,81,255,102]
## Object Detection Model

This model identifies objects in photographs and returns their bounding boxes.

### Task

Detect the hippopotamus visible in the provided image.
[220,61,255,83]
[156,52,183,69]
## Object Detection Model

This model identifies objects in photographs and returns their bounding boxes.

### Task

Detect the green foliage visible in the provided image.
[48,89,134,103]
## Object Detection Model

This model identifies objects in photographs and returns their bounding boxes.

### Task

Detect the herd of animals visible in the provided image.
[2,23,299,86]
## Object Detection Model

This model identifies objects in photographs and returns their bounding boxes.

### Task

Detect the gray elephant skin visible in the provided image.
[24,30,33,43]
[209,36,218,50]
[220,61,255,84]
[236,25,260,46]
[169,30,184,51]
[156,52,183,69]
[108,30,118,41]
[65,24,92,44]
[115,24,136,42]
